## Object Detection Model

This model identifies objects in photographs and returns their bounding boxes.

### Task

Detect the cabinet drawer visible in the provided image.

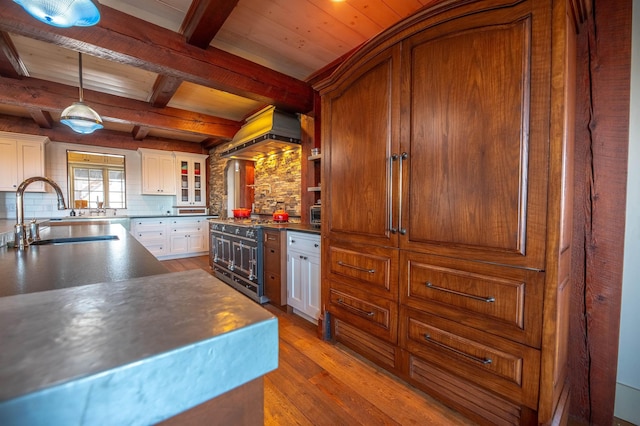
[132,219,168,231]
[328,286,398,344]
[264,230,281,248]
[264,245,281,273]
[135,229,166,241]
[401,252,542,347]
[170,219,205,233]
[400,306,540,409]
[264,271,284,307]
[327,242,398,300]
[287,232,320,255]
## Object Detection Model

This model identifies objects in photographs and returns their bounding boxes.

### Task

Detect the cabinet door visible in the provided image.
[0,140,18,191]
[399,6,549,269]
[188,233,206,252]
[18,142,45,192]
[322,45,401,247]
[304,255,321,319]
[176,156,207,206]
[287,250,304,311]
[140,150,176,195]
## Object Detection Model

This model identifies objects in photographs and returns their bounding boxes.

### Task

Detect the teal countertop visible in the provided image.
[0,224,279,425]
[0,269,278,425]
[0,224,169,297]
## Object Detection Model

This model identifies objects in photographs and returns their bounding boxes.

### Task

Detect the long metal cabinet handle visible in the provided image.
[398,152,408,235]
[337,261,375,274]
[426,282,496,303]
[424,334,492,365]
[337,298,375,317]
[389,154,398,234]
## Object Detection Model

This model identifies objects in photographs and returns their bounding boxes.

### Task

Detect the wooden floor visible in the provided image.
[162,256,476,425]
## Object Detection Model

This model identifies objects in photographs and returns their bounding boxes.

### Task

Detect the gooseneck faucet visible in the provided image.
[14,177,67,250]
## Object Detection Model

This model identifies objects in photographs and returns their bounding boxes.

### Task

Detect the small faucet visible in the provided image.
[15,177,67,250]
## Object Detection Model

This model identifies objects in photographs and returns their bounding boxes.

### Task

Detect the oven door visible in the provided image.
[232,240,257,281]
[212,233,232,268]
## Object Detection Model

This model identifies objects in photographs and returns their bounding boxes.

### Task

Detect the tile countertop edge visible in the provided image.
[0,270,278,425]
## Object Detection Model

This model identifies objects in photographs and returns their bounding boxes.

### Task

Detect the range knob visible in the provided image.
[235,228,240,235]
[221,225,226,232]
[246,229,254,238]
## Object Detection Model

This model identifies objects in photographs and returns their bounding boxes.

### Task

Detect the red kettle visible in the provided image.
[272,202,289,222]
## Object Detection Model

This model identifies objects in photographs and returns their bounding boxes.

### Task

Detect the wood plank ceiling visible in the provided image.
[0,0,437,148]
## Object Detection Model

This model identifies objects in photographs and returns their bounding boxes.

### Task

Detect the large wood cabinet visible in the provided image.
[316,0,575,424]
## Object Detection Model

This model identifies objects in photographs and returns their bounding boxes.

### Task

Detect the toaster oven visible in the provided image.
[310,205,321,226]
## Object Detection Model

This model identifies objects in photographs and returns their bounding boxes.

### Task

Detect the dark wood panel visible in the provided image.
[400,5,548,270]
[400,251,544,347]
[324,45,400,246]
[569,0,632,424]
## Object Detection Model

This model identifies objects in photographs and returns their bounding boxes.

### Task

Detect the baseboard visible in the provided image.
[614,382,640,425]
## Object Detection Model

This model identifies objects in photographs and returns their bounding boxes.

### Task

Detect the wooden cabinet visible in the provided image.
[316,0,575,424]
[175,154,208,207]
[263,229,286,308]
[138,148,176,195]
[0,132,47,192]
[286,231,321,322]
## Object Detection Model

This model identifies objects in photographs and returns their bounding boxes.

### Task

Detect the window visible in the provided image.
[67,150,126,209]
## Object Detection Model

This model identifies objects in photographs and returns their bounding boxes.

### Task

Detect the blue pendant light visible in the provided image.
[61,52,104,134]
[13,0,101,28]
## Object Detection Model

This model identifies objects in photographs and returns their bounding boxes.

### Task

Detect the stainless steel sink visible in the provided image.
[30,235,119,245]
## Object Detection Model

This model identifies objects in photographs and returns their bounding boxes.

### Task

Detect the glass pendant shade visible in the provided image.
[13,0,100,28]
[61,52,103,134]
[60,102,104,134]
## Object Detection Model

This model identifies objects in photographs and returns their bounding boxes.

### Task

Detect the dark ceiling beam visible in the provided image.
[147,0,240,108]
[0,114,208,154]
[132,125,150,141]
[201,137,226,150]
[149,74,183,108]
[28,108,54,128]
[181,0,239,48]
[0,31,28,78]
[1,32,59,129]
[0,2,314,113]
[0,75,242,139]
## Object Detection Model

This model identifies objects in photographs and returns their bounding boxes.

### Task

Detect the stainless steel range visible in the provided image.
[209,220,267,304]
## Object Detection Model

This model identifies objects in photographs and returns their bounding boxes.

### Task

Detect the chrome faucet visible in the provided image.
[14,177,67,250]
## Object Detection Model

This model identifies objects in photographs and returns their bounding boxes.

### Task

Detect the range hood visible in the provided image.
[221,106,301,160]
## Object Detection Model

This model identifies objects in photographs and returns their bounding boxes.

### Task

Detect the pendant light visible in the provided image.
[13,0,101,28]
[61,52,104,135]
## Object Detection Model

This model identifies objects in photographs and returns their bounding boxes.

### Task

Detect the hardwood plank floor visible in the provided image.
[162,256,476,425]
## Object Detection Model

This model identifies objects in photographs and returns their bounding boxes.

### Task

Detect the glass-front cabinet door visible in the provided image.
[175,153,208,207]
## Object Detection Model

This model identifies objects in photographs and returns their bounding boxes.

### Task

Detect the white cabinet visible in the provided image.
[168,217,208,256]
[131,218,169,258]
[132,216,210,259]
[0,132,47,192]
[286,231,321,322]
[138,148,176,195]
[175,153,208,207]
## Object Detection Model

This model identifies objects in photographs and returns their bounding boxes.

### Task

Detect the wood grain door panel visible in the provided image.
[328,286,398,344]
[400,251,543,347]
[400,5,549,270]
[323,45,401,247]
[400,306,540,409]
[326,241,399,300]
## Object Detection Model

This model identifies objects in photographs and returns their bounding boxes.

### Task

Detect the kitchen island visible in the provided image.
[0,223,278,425]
